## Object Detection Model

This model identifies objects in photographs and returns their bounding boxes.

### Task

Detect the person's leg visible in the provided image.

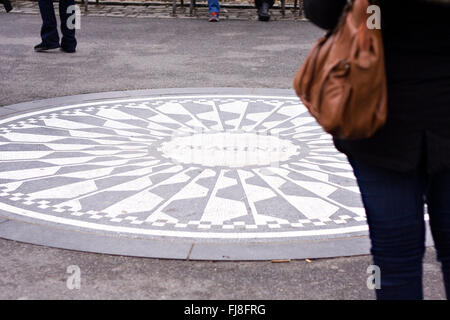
[255,0,274,21]
[349,157,427,300]
[1,0,13,12]
[254,0,274,9]
[208,0,220,13]
[59,0,77,52]
[37,0,60,48]
[425,169,450,299]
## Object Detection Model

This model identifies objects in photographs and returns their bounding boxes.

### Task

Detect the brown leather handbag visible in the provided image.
[293,0,387,140]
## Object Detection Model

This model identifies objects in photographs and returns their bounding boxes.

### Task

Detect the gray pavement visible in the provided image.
[0,12,447,300]
[0,12,314,107]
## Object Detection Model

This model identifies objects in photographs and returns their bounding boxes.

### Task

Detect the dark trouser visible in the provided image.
[38,0,77,51]
[255,0,274,9]
[349,157,450,300]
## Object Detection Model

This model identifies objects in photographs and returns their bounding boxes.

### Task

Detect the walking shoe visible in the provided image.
[1,0,13,12]
[208,12,219,22]
[34,43,60,52]
[60,46,76,53]
[258,1,270,21]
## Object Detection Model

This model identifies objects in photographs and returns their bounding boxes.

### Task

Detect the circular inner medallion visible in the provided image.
[160,131,300,168]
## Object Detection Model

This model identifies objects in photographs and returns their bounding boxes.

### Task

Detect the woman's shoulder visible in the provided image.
[303,0,348,30]
[304,0,450,30]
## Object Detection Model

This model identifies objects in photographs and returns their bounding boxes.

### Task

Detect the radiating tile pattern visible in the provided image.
[0,95,367,239]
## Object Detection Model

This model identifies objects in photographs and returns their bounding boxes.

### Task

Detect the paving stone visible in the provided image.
[0,108,17,118]
[0,219,193,259]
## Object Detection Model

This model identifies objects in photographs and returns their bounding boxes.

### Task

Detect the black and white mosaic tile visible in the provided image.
[0,91,367,239]
[0,92,370,244]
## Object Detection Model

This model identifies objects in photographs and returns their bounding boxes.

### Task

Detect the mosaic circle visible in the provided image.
[0,94,368,239]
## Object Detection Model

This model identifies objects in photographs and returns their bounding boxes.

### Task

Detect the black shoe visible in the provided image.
[1,0,13,12]
[60,47,76,53]
[258,1,270,21]
[34,43,60,52]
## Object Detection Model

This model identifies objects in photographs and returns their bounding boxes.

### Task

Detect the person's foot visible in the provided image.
[1,0,13,12]
[208,12,219,22]
[60,46,76,53]
[258,1,270,21]
[34,43,60,52]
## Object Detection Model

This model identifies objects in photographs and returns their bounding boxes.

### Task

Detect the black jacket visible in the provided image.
[303,0,450,174]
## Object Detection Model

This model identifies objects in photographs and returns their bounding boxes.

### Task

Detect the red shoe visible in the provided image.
[208,12,219,22]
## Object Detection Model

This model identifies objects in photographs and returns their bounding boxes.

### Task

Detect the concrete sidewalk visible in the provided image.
[0,13,447,300]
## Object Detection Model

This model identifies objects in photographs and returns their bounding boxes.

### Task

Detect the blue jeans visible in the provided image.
[348,156,450,300]
[38,0,77,51]
[208,0,220,13]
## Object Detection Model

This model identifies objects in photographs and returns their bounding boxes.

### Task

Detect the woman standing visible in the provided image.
[303,0,450,300]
